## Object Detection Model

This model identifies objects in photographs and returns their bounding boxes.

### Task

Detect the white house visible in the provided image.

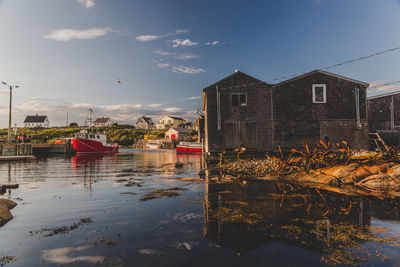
[165,127,191,141]
[136,117,154,129]
[156,116,186,130]
[24,115,49,128]
[93,117,112,128]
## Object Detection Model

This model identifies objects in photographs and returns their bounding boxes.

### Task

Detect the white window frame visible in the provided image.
[232,93,247,106]
[312,84,326,103]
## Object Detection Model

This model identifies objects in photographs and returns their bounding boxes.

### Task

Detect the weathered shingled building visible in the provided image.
[368,92,400,132]
[202,70,369,153]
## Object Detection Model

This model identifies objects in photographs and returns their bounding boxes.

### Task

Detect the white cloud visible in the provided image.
[148,103,164,108]
[170,39,198,48]
[136,29,189,42]
[205,41,219,45]
[44,27,112,41]
[164,107,182,113]
[153,60,205,74]
[153,50,176,56]
[368,80,400,97]
[77,0,95,8]
[175,54,199,60]
[183,96,201,100]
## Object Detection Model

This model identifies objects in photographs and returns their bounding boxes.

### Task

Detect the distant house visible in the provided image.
[202,70,369,153]
[178,122,193,130]
[24,115,49,128]
[165,128,191,141]
[136,117,154,130]
[156,116,186,130]
[93,117,112,128]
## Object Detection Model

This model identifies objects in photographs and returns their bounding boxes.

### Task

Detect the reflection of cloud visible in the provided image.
[138,249,161,255]
[42,246,104,264]
[174,242,198,251]
[173,213,202,223]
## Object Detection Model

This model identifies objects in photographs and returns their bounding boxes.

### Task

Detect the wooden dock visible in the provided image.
[0,155,36,161]
[0,143,75,157]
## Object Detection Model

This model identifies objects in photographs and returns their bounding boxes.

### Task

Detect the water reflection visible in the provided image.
[203,178,400,264]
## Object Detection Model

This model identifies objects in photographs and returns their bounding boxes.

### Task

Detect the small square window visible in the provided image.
[312,84,326,103]
[232,93,247,106]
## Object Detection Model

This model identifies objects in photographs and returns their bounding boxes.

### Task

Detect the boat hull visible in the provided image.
[176,143,202,154]
[72,138,119,153]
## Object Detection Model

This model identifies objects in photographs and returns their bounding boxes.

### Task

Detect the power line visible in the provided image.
[208,45,400,90]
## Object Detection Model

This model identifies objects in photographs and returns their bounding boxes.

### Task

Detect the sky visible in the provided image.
[1,0,400,127]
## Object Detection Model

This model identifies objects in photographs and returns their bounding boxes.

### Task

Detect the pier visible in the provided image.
[0,143,75,160]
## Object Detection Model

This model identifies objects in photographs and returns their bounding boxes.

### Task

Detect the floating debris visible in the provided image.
[94,236,119,247]
[30,217,93,237]
[139,187,187,202]
[0,256,16,266]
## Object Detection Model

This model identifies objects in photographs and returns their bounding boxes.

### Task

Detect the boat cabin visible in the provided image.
[75,131,107,145]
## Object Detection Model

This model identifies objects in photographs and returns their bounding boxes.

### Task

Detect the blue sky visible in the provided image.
[1,0,400,127]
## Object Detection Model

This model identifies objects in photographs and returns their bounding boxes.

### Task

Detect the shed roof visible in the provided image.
[273,69,369,87]
[168,116,185,120]
[94,117,110,123]
[368,91,400,100]
[24,115,47,123]
[202,71,270,91]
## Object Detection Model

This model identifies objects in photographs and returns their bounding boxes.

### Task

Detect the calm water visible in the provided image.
[1,149,400,266]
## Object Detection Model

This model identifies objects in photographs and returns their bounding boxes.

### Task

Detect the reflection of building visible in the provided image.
[203,178,373,256]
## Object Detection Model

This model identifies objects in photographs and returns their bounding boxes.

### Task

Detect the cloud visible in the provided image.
[77,0,95,8]
[153,50,198,60]
[44,27,112,41]
[164,107,182,113]
[153,60,205,74]
[148,103,164,108]
[205,41,219,45]
[136,29,189,42]
[175,54,199,60]
[183,96,201,100]
[170,39,198,48]
[153,50,176,56]
[368,80,400,97]
[1,97,197,127]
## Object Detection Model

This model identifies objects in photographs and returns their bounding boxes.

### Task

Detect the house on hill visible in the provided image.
[165,127,191,141]
[93,117,112,128]
[156,116,186,130]
[24,115,49,128]
[136,117,154,129]
[202,70,369,153]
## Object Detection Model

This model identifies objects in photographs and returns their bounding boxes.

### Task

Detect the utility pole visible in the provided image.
[2,82,19,142]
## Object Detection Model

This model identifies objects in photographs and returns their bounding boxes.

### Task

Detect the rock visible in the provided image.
[0,199,17,226]
[175,162,183,168]
[357,174,400,190]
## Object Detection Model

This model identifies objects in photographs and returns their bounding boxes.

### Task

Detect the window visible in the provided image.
[312,84,326,103]
[232,93,247,106]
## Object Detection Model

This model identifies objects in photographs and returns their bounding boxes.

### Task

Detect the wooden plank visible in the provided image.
[0,155,36,161]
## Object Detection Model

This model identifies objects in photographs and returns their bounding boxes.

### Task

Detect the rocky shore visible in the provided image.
[0,199,17,226]
[223,158,400,192]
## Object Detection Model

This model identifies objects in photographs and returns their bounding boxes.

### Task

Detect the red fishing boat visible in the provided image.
[72,130,119,153]
[176,142,202,154]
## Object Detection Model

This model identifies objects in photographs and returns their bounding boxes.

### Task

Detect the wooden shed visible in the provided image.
[202,70,369,153]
